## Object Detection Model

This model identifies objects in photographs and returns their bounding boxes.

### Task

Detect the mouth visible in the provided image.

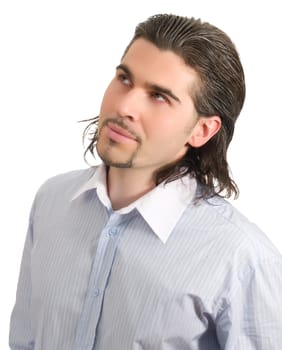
[106,122,138,143]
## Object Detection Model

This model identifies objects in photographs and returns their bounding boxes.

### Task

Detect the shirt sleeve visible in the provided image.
[9,202,35,350]
[216,257,282,349]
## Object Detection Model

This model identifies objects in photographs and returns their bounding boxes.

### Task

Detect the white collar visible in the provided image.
[72,164,197,243]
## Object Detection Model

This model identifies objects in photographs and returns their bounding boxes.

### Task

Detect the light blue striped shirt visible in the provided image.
[10,165,282,349]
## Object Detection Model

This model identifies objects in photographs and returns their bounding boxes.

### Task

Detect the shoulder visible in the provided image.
[34,166,98,205]
[189,195,281,262]
[190,196,282,306]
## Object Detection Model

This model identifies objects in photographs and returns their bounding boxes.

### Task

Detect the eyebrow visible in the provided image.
[116,64,181,104]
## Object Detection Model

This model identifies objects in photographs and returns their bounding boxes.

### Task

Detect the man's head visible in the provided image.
[84,14,245,199]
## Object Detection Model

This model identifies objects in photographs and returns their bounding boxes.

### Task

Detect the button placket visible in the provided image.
[93,288,100,297]
[75,212,124,349]
[108,226,118,236]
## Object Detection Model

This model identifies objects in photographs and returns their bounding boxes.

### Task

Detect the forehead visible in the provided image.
[121,38,199,94]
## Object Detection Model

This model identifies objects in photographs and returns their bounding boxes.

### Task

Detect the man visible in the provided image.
[10,14,282,350]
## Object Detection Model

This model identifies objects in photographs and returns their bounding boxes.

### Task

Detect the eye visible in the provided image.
[151,91,169,103]
[117,73,131,86]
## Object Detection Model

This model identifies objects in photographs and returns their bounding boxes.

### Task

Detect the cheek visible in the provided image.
[100,91,111,114]
[100,81,116,113]
[144,114,179,138]
[148,120,190,149]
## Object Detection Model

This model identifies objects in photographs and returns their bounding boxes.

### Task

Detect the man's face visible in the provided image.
[96,38,203,172]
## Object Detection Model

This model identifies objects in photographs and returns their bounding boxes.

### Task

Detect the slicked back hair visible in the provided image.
[83,14,246,199]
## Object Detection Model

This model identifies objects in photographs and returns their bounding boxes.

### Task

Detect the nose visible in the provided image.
[116,88,143,122]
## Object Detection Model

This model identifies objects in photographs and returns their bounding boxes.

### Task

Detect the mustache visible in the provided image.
[99,117,142,143]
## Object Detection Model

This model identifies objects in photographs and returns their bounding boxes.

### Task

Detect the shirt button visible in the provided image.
[93,288,100,297]
[108,227,118,236]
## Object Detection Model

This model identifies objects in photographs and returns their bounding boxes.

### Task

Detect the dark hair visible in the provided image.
[83,14,245,199]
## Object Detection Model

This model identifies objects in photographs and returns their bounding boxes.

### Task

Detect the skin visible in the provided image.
[96,38,221,209]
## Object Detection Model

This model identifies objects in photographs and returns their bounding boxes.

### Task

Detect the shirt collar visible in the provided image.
[72,164,197,244]
[72,165,111,207]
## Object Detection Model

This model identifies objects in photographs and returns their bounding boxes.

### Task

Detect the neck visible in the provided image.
[107,167,156,210]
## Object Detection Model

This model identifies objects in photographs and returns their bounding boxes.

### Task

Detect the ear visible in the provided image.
[187,116,221,148]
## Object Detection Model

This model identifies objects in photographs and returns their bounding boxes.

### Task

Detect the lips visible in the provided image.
[107,122,137,141]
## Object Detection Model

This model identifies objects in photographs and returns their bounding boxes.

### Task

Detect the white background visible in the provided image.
[1,0,281,347]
